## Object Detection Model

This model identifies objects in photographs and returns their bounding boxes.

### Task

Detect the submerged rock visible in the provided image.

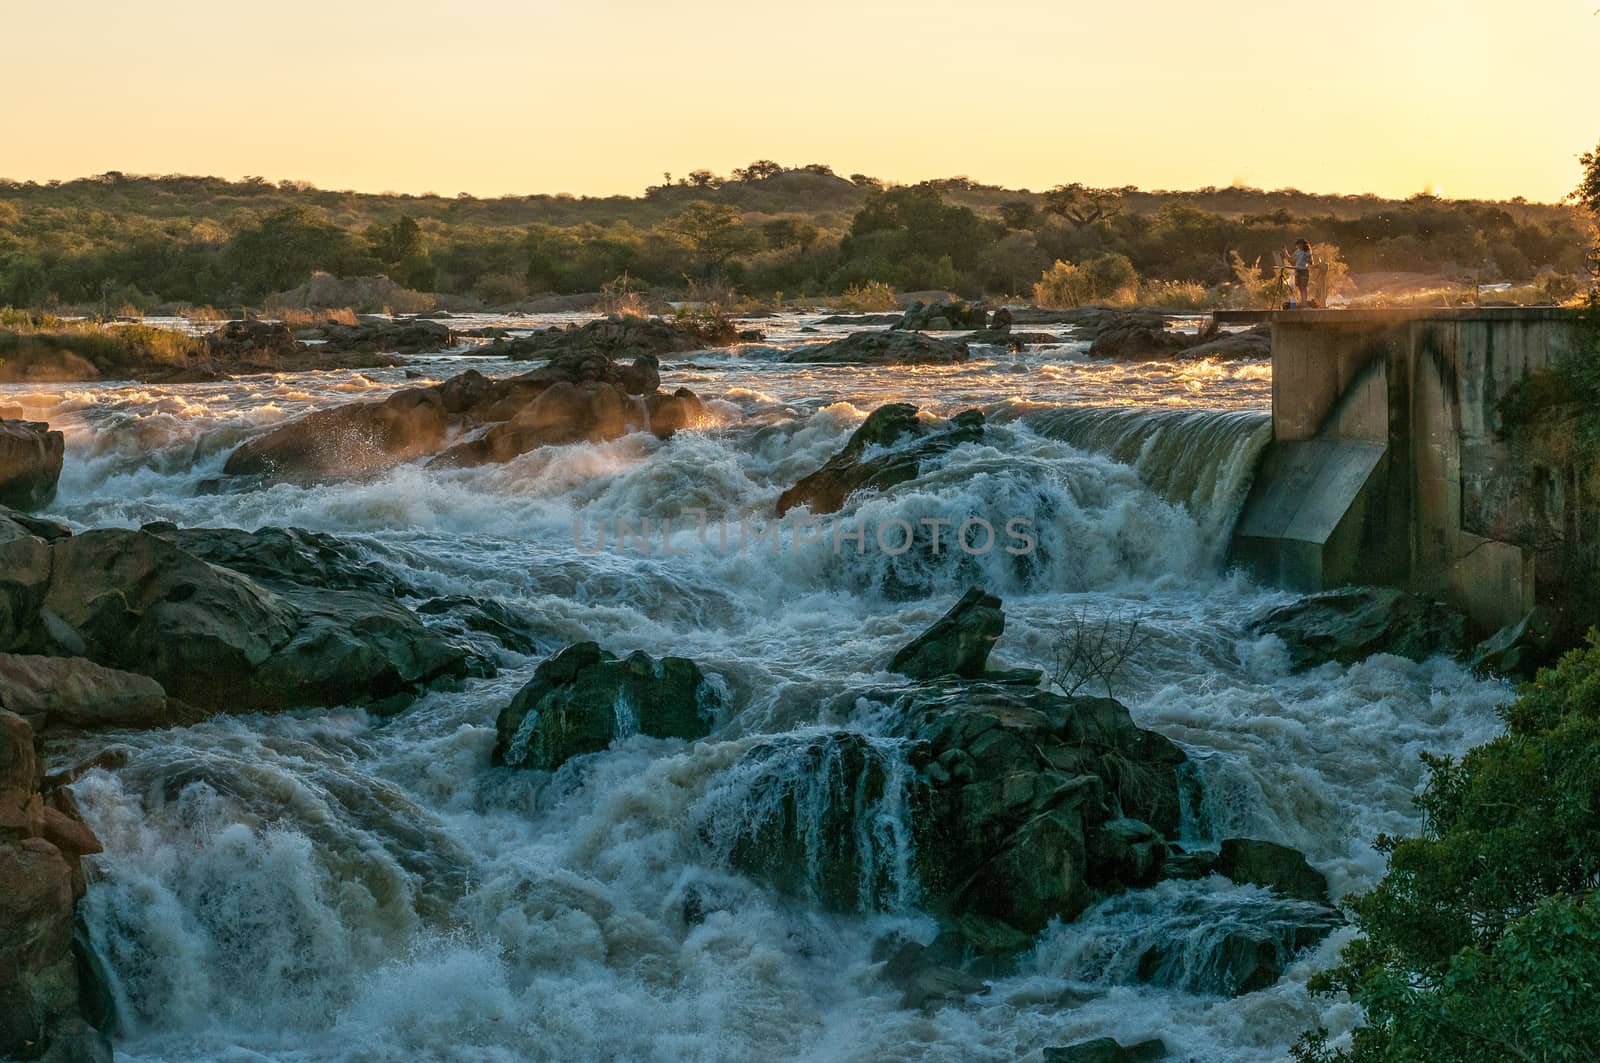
[775,403,985,515]
[224,350,707,481]
[0,525,479,716]
[0,710,115,1061]
[0,419,65,511]
[890,587,1006,679]
[1251,586,1468,671]
[782,330,970,366]
[1045,1039,1168,1063]
[494,642,719,770]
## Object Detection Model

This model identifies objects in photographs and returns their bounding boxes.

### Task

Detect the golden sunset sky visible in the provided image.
[4,0,1597,202]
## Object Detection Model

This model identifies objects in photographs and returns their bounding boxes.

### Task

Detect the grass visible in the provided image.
[0,317,202,376]
[839,281,898,312]
[270,306,359,327]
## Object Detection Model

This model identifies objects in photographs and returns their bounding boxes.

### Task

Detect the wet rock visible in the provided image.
[875,937,989,1010]
[783,330,970,365]
[1133,903,1342,996]
[308,319,456,354]
[494,642,719,770]
[0,506,72,546]
[1087,818,1167,890]
[482,315,748,360]
[1045,1038,1168,1063]
[146,524,413,597]
[1215,838,1330,904]
[1251,586,1468,671]
[0,419,65,511]
[890,587,1006,679]
[894,298,992,332]
[775,403,985,515]
[0,710,115,1061]
[1086,313,1270,361]
[0,654,174,732]
[226,350,706,481]
[0,527,478,716]
[1470,606,1558,679]
[203,319,299,360]
[712,731,905,911]
[1182,323,1271,359]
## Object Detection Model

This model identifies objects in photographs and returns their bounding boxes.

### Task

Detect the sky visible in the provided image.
[2,0,1597,203]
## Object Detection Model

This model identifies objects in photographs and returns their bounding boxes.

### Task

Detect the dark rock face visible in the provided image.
[0,710,114,1062]
[1470,606,1558,678]
[1084,313,1270,361]
[783,330,971,365]
[224,350,707,481]
[0,525,479,716]
[481,315,753,360]
[0,420,65,512]
[1044,1039,1168,1063]
[202,319,299,360]
[893,299,992,332]
[1215,838,1331,904]
[305,319,455,355]
[1251,586,1469,671]
[775,403,985,515]
[890,587,1006,679]
[493,642,719,770]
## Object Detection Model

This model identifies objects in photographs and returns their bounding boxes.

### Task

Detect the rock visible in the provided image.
[203,319,299,360]
[1086,314,1270,361]
[493,642,719,770]
[1183,323,1271,359]
[1087,818,1167,890]
[890,587,1006,679]
[310,318,456,355]
[1470,606,1558,679]
[0,506,72,546]
[0,526,480,716]
[0,653,174,732]
[226,351,706,481]
[0,419,65,511]
[146,524,411,597]
[1215,838,1330,904]
[815,313,902,327]
[1132,900,1342,996]
[0,710,114,1061]
[875,937,989,1010]
[481,315,749,360]
[775,403,985,516]
[894,299,991,332]
[1044,1038,1168,1063]
[1250,586,1468,671]
[783,330,970,365]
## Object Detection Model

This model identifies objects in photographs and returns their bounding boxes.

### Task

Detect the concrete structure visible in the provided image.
[1223,307,1584,633]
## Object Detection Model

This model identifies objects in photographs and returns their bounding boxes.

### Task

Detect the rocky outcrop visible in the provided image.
[1470,606,1558,679]
[300,319,456,355]
[775,403,985,515]
[1085,313,1270,361]
[1250,587,1469,671]
[481,315,757,360]
[202,319,299,361]
[890,587,1006,680]
[224,352,706,481]
[1045,1039,1167,1063]
[1,710,114,1062]
[0,524,481,716]
[1215,838,1330,904]
[493,642,720,770]
[0,420,64,512]
[782,330,970,365]
[893,299,992,332]
[0,654,175,733]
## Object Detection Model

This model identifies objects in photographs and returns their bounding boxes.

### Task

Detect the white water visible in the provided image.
[7,314,1508,1062]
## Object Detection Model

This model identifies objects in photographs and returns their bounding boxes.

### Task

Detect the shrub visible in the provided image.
[839,280,898,311]
[1032,253,1139,308]
[1296,632,1600,1062]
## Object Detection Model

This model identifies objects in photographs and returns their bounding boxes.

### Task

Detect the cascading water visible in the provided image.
[13,313,1511,1062]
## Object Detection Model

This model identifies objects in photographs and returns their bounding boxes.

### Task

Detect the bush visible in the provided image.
[1296,632,1600,1062]
[839,281,898,311]
[1032,252,1139,308]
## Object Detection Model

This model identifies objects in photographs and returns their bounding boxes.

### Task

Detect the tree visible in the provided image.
[1579,140,1600,277]
[686,169,721,189]
[1042,183,1125,228]
[658,202,759,278]
[998,200,1036,230]
[222,205,359,298]
[762,216,820,252]
[1295,634,1600,1062]
[731,159,783,183]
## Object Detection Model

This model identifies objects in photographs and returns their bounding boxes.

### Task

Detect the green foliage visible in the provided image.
[1296,635,1600,1062]
[838,281,898,311]
[1032,253,1139,308]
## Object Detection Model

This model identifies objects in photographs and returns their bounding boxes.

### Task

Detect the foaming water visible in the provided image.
[9,311,1508,1062]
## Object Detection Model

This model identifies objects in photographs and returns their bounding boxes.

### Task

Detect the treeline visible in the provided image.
[0,164,1589,308]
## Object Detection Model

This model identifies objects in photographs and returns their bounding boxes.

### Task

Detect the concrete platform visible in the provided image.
[1213,307,1577,325]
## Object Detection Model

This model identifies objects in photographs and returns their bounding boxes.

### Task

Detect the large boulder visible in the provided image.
[202,319,299,360]
[494,642,720,770]
[1045,1039,1168,1063]
[225,352,706,481]
[893,299,992,332]
[1084,313,1269,361]
[0,654,174,732]
[306,319,456,355]
[0,419,64,512]
[890,587,1006,679]
[1214,838,1331,904]
[783,330,970,365]
[1250,586,1469,671]
[1470,606,1559,679]
[0,525,480,715]
[0,710,114,1061]
[775,403,985,515]
[481,315,755,360]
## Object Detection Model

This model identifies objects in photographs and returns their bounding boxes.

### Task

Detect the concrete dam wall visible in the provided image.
[1221,308,1584,634]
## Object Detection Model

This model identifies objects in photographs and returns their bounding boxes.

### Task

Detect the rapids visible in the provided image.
[6,313,1507,1062]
